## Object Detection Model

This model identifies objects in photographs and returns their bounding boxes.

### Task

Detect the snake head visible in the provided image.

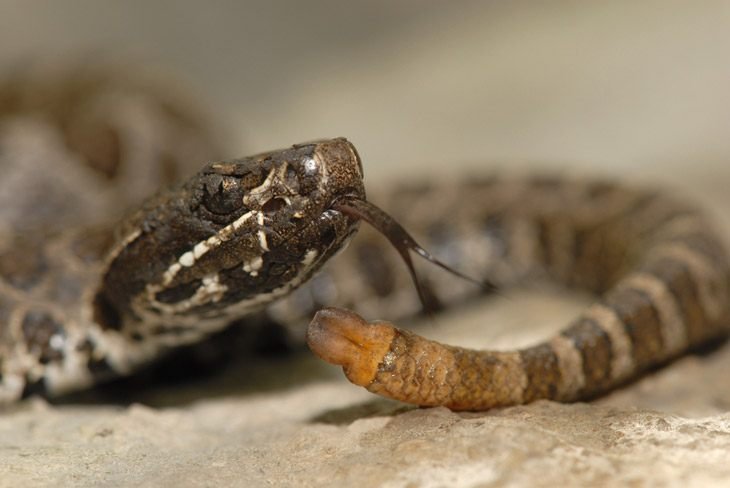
[96,138,365,337]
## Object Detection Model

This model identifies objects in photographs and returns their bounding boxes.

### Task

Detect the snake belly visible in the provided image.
[1,69,729,409]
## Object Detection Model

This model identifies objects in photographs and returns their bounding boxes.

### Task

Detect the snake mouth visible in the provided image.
[331,196,494,312]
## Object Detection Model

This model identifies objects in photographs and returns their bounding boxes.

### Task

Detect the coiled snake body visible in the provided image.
[1,70,729,409]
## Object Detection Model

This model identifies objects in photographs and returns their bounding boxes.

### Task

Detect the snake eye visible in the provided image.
[201,174,245,216]
[297,157,320,195]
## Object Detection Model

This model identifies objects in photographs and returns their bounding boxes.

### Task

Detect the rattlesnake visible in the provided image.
[1,68,729,409]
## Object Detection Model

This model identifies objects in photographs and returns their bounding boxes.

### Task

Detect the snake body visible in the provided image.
[1,70,729,409]
[307,177,730,409]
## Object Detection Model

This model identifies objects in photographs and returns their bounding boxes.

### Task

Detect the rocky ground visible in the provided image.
[2,297,730,487]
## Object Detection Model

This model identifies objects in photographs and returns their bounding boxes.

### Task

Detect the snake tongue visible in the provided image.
[333,197,495,312]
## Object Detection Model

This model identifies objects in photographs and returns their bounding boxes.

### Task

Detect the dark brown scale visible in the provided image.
[569,224,630,293]
[519,344,561,402]
[641,257,708,344]
[262,197,288,215]
[443,348,525,410]
[93,293,123,331]
[154,279,203,304]
[86,355,118,382]
[151,325,196,337]
[561,318,613,396]
[199,173,249,218]
[21,378,48,399]
[76,339,118,382]
[605,288,666,370]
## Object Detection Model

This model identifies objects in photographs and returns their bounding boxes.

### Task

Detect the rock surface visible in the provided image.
[0,336,730,487]
[2,294,730,487]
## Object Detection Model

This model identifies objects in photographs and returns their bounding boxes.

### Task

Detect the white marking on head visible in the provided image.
[244,163,289,207]
[193,241,210,259]
[162,263,182,286]
[131,242,327,345]
[179,251,195,267]
[311,152,328,188]
[159,210,257,286]
[200,275,227,301]
[146,274,229,316]
[302,249,318,266]
[257,212,269,251]
[230,210,256,232]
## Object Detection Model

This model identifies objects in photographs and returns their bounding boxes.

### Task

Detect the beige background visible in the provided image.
[2,2,730,486]
[3,1,729,186]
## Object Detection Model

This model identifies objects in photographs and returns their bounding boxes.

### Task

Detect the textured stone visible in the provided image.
[0,323,729,487]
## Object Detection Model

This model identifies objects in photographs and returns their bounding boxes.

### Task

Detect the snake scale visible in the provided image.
[1,68,729,410]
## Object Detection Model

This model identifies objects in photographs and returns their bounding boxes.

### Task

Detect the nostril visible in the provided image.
[262,197,287,214]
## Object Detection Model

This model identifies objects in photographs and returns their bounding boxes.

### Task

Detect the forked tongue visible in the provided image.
[334,197,495,312]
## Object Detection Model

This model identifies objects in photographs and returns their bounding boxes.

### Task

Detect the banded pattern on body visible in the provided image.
[307,179,730,410]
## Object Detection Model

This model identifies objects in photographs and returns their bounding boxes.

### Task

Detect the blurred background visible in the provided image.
[2,0,729,222]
